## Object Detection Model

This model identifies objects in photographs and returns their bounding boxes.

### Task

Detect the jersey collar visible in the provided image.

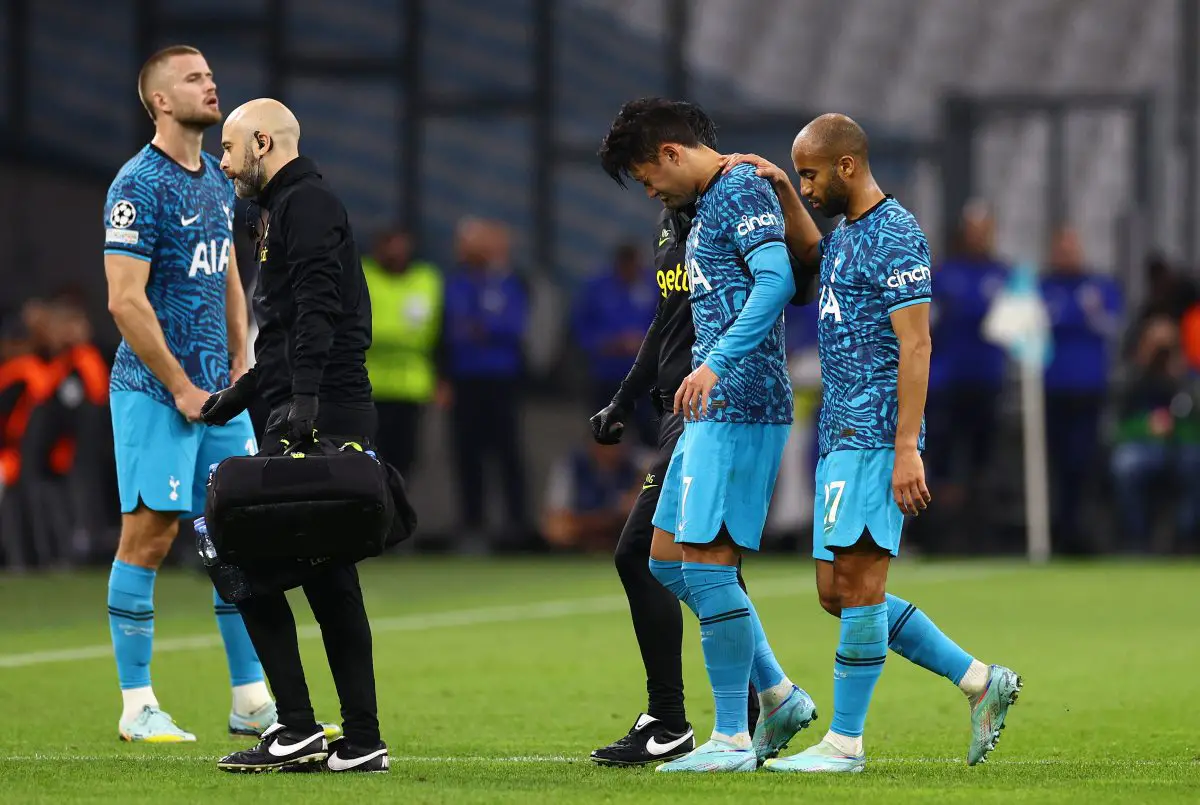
[846,194,893,224]
[148,144,205,179]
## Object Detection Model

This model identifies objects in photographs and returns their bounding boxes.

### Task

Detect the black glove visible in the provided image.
[200,370,258,426]
[284,394,319,446]
[589,400,629,445]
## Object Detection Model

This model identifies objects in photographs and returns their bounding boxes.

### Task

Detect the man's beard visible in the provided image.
[233,154,267,199]
[176,105,222,131]
[820,173,851,218]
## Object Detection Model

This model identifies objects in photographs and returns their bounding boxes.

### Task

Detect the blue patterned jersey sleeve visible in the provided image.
[103,168,160,262]
[725,170,786,259]
[706,243,794,378]
[874,219,932,314]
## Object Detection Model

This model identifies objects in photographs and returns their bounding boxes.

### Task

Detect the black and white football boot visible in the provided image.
[590,714,695,766]
[217,723,328,773]
[326,738,390,773]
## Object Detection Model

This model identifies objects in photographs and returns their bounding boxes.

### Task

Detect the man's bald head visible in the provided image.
[225,98,301,150]
[790,114,876,219]
[792,113,869,163]
[219,98,303,199]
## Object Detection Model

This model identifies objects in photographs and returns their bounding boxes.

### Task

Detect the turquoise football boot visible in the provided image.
[968,665,1022,765]
[229,700,343,742]
[751,686,818,763]
[119,705,197,743]
[763,739,865,773]
[655,738,758,773]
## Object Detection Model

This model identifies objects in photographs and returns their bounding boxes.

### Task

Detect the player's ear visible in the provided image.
[661,144,679,165]
[838,155,856,180]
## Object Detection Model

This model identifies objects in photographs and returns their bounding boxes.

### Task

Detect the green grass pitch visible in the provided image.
[0,557,1197,803]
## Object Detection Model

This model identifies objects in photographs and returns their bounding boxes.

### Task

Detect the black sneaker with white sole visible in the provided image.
[590,714,694,766]
[217,723,328,773]
[326,738,390,773]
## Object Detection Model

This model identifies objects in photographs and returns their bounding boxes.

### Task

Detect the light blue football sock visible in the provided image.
[744,596,786,693]
[683,562,754,737]
[213,587,264,687]
[108,560,155,690]
[886,593,974,685]
[648,558,695,613]
[831,602,888,739]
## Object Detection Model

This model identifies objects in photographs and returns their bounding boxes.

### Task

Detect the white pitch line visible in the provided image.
[0,565,1011,670]
[3,754,1193,768]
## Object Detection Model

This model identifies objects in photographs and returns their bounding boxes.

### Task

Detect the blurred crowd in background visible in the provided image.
[4,0,1199,570]
[5,199,1200,571]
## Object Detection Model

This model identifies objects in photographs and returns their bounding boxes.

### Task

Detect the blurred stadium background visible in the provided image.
[2,0,1200,566]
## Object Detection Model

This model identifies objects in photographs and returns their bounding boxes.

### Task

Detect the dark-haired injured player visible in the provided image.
[589,101,762,767]
[727,115,1022,774]
[600,98,817,773]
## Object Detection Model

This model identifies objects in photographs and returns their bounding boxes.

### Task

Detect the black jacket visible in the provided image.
[612,205,695,410]
[249,157,373,410]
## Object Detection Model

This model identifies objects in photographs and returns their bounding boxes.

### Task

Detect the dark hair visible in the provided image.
[675,101,717,150]
[598,97,708,186]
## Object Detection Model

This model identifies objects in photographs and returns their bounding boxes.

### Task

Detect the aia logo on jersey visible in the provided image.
[819,285,842,322]
[189,238,231,278]
[735,212,778,237]
[656,262,690,298]
[687,258,713,293]
[887,265,931,289]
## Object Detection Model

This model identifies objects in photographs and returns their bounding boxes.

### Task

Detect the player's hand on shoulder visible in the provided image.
[674,364,719,421]
[891,447,931,516]
[174,383,211,423]
[590,402,628,445]
[720,153,788,187]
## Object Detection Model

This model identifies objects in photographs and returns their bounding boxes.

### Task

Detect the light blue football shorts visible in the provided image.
[651,420,790,551]
[111,390,257,517]
[812,448,904,562]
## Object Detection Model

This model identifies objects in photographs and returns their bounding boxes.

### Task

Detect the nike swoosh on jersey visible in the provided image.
[646,730,693,756]
[266,732,323,757]
[327,748,387,770]
[642,482,660,491]
[181,213,201,226]
[658,228,670,247]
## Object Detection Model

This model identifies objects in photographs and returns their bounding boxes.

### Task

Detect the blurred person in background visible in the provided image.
[572,243,659,446]
[17,297,110,568]
[361,227,447,480]
[1110,316,1200,553]
[443,218,530,546]
[1040,226,1123,555]
[0,300,60,567]
[923,202,1010,551]
[541,437,643,552]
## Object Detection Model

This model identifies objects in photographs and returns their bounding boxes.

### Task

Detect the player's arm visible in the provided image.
[881,228,934,516]
[105,254,204,419]
[705,243,795,379]
[225,244,249,382]
[283,189,343,400]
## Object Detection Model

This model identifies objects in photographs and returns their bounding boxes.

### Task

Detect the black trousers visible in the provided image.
[375,400,422,480]
[613,412,760,730]
[235,401,381,745]
[450,378,527,530]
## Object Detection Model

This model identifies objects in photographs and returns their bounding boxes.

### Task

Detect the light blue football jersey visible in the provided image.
[685,163,793,425]
[815,196,932,456]
[104,145,236,405]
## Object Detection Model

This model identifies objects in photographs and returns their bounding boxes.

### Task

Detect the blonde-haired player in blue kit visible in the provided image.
[103,45,274,742]
[725,114,1021,774]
